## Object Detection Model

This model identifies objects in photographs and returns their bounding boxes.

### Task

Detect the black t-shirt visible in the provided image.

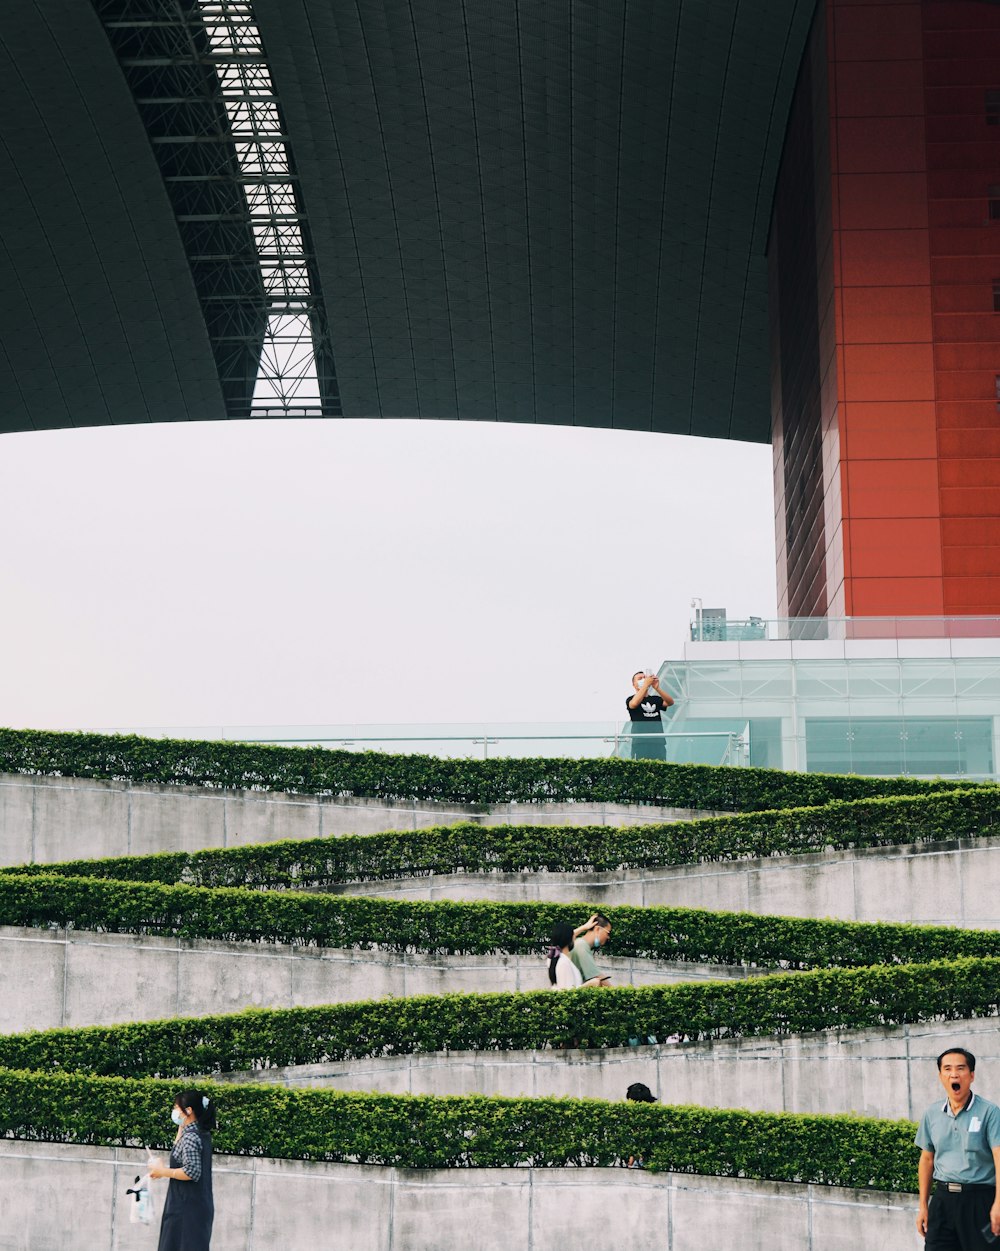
[626,691,666,724]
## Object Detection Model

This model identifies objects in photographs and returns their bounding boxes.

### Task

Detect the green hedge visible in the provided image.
[15,787,999,890]
[2,958,999,1077]
[0,727,969,811]
[4,871,1000,968]
[0,1066,918,1188]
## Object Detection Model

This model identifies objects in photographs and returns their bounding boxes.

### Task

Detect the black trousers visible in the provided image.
[926,1184,996,1250]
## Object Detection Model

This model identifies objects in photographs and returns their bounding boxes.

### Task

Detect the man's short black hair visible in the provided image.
[937,1047,976,1071]
[632,670,646,684]
[593,913,611,930]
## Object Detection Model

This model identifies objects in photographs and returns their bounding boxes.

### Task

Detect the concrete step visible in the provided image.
[310,832,1000,927]
[212,1014,997,1124]
[0,1140,914,1251]
[0,923,774,1034]
[0,771,718,866]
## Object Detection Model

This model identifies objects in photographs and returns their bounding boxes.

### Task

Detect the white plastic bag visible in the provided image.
[126,1154,159,1226]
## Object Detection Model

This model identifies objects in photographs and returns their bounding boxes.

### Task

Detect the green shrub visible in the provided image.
[13,787,998,889]
[0,726,971,810]
[0,1066,918,1188]
[3,871,1000,968]
[2,958,998,1077]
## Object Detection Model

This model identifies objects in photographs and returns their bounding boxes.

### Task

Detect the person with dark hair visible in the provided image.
[915,1047,1000,1247]
[626,669,675,760]
[626,1081,657,1169]
[149,1089,216,1251]
[570,912,612,987]
[547,921,605,990]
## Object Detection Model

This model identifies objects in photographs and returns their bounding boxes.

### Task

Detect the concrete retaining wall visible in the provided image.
[0,772,714,867]
[0,1139,916,1251]
[328,834,1000,927]
[216,1015,1000,1123]
[0,924,768,1034]
[4,773,998,927]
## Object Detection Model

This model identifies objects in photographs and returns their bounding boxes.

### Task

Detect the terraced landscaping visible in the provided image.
[1,729,998,1233]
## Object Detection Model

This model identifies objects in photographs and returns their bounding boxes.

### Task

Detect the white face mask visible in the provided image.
[171,1108,185,1126]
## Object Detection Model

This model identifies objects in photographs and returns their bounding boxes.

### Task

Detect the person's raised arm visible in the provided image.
[627,674,656,710]
[650,677,674,707]
[916,1150,934,1237]
[573,913,599,939]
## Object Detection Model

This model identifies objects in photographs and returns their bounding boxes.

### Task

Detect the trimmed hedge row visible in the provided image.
[0,727,970,811]
[13,787,999,890]
[4,871,1000,968]
[0,1066,918,1188]
[3,958,999,1077]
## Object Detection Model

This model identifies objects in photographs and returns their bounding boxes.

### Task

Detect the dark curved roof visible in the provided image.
[0,0,817,440]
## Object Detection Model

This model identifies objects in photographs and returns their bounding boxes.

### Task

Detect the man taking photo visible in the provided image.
[626,669,675,760]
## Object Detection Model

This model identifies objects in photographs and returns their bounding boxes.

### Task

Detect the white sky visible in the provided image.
[0,419,777,731]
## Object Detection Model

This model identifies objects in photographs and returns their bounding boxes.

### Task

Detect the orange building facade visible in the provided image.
[770,0,1000,619]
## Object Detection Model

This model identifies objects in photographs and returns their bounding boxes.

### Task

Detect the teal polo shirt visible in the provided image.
[916,1092,1000,1185]
[570,941,601,982]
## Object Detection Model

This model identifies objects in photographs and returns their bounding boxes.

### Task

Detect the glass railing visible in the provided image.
[84,722,749,766]
[690,615,1000,643]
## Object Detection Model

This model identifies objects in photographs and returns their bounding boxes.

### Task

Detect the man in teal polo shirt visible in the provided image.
[916,1047,1000,1248]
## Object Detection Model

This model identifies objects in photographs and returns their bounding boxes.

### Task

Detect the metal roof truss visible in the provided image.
[94,0,340,418]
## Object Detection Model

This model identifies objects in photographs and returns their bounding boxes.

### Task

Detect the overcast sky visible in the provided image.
[0,419,776,733]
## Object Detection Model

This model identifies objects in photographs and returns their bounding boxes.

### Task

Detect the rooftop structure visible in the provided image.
[0,0,816,436]
[3,1,1000,622]
[662,612,1000,778]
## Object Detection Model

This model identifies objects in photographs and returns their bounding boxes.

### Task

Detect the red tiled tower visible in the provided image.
[770,0,1000,618]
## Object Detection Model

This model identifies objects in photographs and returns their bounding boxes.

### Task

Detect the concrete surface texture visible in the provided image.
[214,1015,1000,1123]
[0,923,771,1034]
[324,834,1000,927]
[2,771,996,927]
[0,771,716,867]
[0,1140,917,1251]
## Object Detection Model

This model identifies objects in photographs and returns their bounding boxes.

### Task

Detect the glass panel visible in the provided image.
[747,718,783,769]
[899,661,956,699]
[683,663,743,701]
[806,716,994,777]
[846,662,901,701]
[739,661,793,700]
[901,720,962,776]
[688,616,1000,643]
[805,719,859,774]
[955,661,1000,699]
[957,720,995,776]
[794,662,848,700]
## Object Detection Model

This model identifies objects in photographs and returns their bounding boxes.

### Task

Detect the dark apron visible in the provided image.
[157,1128,214,1251]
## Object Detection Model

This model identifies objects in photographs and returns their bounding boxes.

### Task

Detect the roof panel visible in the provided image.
[0,0,817,441]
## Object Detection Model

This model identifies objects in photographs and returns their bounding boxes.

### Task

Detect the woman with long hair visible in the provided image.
[148,1089,216,1251]
[548,921,605,989]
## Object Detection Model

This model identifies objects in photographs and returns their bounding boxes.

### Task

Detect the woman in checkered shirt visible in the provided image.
[148,1089,216,1251]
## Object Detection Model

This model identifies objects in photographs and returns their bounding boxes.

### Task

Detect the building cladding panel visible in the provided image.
[0,0,819,436]
[771,0,1000,618]
[770,12,832,620]
[0,2,226,433]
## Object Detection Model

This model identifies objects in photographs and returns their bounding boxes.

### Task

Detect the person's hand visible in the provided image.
[147,1163,170,1180]
[599,975,611,986]
[916,1203,929,1236]
[990,1200,1000,1235]
[586,913,600,930]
